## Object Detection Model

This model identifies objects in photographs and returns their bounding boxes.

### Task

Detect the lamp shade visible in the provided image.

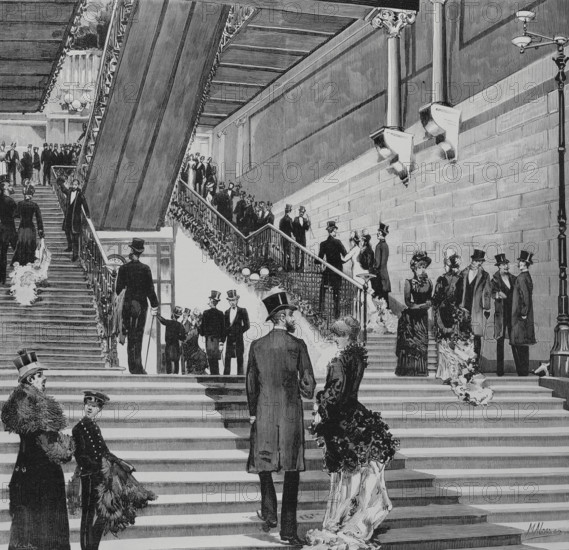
[515,10,535,22]
[71,99,82,110]
[241,268,251,277]
[64,93,73,104]
[512,35,532,49]
[259,267,269,277]
[250,273,260,282]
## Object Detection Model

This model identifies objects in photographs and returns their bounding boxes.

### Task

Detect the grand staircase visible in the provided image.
[0,185,568,550]
[0,185,105,369]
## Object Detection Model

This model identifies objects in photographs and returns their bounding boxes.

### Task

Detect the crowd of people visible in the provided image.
[0,142,81,188]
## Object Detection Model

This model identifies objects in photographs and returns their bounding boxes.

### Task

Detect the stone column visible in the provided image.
[431,0,448,104]
[369,9,416,130]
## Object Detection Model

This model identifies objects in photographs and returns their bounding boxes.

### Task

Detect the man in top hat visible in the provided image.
[72,390,111,550]
[21,144,34,182]
[292,206,311,271]
[246,292,315,545]
[214,181,232,223]
[6,142,20,186]
[224,290,250,375]
[460,249,491,359]
[199,290,226,375]
[205,156,217,184]
[242,195,257,237]
[371,222,392,303]
[157,306,187,375]
[115,238,159,375]
[234,189,247,233]
[318,220,347,319]
[1,350,72,550]
[510,250,537,376]
[490,253,517,376]
[279,204,294,271]
[58,178,91,262]
[32,146,41,184]
[0,181,17,284]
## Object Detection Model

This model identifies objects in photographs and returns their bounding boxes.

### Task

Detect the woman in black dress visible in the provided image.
[307,316,398,549]
[395,251,433,376]
[11,185,43,266]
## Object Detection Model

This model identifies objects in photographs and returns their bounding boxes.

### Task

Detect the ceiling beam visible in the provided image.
[192,0,419,19]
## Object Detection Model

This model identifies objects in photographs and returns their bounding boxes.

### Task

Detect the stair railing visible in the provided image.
[51,166,119,368]
[174,179,367,331]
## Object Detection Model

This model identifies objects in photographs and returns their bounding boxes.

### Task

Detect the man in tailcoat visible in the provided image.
[371,222,391,303]
[115,238,159,375]
[21,145,34,182]
[6,142,20,186]
[490,254,517,376]
[223,290,250,375]
[460,249,491,359]
[292,205,310,271]
[214,181,232,222]
[233,189,247,232]
[247,292,316,545]
[199,290,226,375]
[242,195,257,237]
[511,250,537,376]
[278,204,294,271]
[41,143,53,186]
[318,220,347,319]
[0,182,17,284]
[58,178,90,262]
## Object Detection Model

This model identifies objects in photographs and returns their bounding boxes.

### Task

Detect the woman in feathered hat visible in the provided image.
[395,251,433,376]
[70,390,156,549]
[1,350,74,550]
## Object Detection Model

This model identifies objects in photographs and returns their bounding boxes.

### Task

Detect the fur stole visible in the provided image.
[1,384,68,435]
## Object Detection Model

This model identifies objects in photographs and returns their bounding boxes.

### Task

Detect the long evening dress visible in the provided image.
[307,343,399,550]
[11,198,43,266]
[395,276,432,376]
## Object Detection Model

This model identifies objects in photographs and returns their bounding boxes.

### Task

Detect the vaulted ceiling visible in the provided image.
[0,0,83,112]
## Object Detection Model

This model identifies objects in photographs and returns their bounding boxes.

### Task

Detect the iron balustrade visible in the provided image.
[174,179,368,331]
[51,166,119,368]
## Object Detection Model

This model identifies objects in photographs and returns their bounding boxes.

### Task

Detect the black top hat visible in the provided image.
[172,306,183,317]
[129,238,145,254]
[518,250,534,265]
[43,143,48,147]
[285,204,292,212]
[494,253,510,266]
[83,390,110,406]
[262,291,297,321]
[378,222,389,235]
[14,349,48,382]
[227,289,239,300]
[267,201,273,208]
[471,249,486,262]
[209,290,221,302]
[326,220,338,232]
[410,251,432,269]
[299,205,306,212]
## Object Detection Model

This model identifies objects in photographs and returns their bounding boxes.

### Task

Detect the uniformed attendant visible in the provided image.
[199,290,226,375]
[157,306,187,374]
[72,391,111,550]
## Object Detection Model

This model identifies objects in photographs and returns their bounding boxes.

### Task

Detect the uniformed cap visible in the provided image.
[83,390,110,406]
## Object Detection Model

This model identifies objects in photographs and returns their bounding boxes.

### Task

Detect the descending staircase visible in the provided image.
[0,185,105,369]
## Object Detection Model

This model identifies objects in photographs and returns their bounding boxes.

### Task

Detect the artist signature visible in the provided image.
[523,522,563,541]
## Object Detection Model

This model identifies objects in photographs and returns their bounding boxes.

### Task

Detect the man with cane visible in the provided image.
[115,238,159,375]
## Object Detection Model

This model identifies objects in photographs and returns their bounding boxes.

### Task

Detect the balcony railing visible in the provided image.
[51,166,119,368]
[174,180,369,332]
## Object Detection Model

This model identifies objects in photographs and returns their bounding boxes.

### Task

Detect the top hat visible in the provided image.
[378,222,389,235]
[172,306,183,318]
[262,291,296,321]
[54,144,58,148]
[49,143,53,147]
[218,181,225,189]
[285,204,292,212]
[227,289,239,300]
[471,249,486,262]
[82,390,110,406]
[209,290,221,302]
[326,220,338,232]
[27,144,32,148]
[13,349,48,382]
[410,251,432,269]
[128,238,145,254]
[267,201,273,208]
[43,143,48,147]
[299,205,306,212]
[518,250,534,265]
[494,253,510,266]
[445,248,460,269]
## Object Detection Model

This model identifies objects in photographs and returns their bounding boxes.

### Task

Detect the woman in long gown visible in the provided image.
[11,185,43,267]
[187,154,197,191]
[182,309,208,374]
[395,252,433,376]
[306,316,399,550]
[342,231,363,279]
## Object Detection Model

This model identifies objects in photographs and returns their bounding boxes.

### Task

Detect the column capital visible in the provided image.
[368,8,416,38]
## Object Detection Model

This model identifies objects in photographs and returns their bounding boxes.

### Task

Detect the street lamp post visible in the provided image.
[512,11,569,377]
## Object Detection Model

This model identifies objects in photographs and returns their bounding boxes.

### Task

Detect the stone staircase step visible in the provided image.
[416,468,569,486]
[471,502,569,523]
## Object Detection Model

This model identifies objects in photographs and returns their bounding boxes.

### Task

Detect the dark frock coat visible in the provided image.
[372,240,391,293]
[459,267,491,337]
[224,306,250,357]
[490,271,517,339]
[246,329,315,473]
[511,271,537,346]
[318,236,347,287]
[60,185,91,234]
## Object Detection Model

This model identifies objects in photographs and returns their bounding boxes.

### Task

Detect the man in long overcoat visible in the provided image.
[0,182,17,284]
[115,238,159,375]
[318,220,347,319]
[460,249,491,358]
[292,206,310,271]
[247,291,316,545]
[511,250,536,376]
[58,178,90,262]
[371,222,391,303]
[490,254,517,376]
[224,290,250,375]
[278,204,294,271]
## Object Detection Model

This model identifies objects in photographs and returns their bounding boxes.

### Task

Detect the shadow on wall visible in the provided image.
[174,229,336,377]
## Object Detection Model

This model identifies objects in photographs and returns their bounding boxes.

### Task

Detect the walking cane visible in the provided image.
[144,315,155,373]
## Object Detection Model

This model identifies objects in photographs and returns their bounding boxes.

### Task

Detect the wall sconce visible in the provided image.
[419,102,462,161]
[370,126,414,185]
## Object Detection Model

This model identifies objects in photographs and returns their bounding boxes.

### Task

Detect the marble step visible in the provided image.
[472,502,569,523]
